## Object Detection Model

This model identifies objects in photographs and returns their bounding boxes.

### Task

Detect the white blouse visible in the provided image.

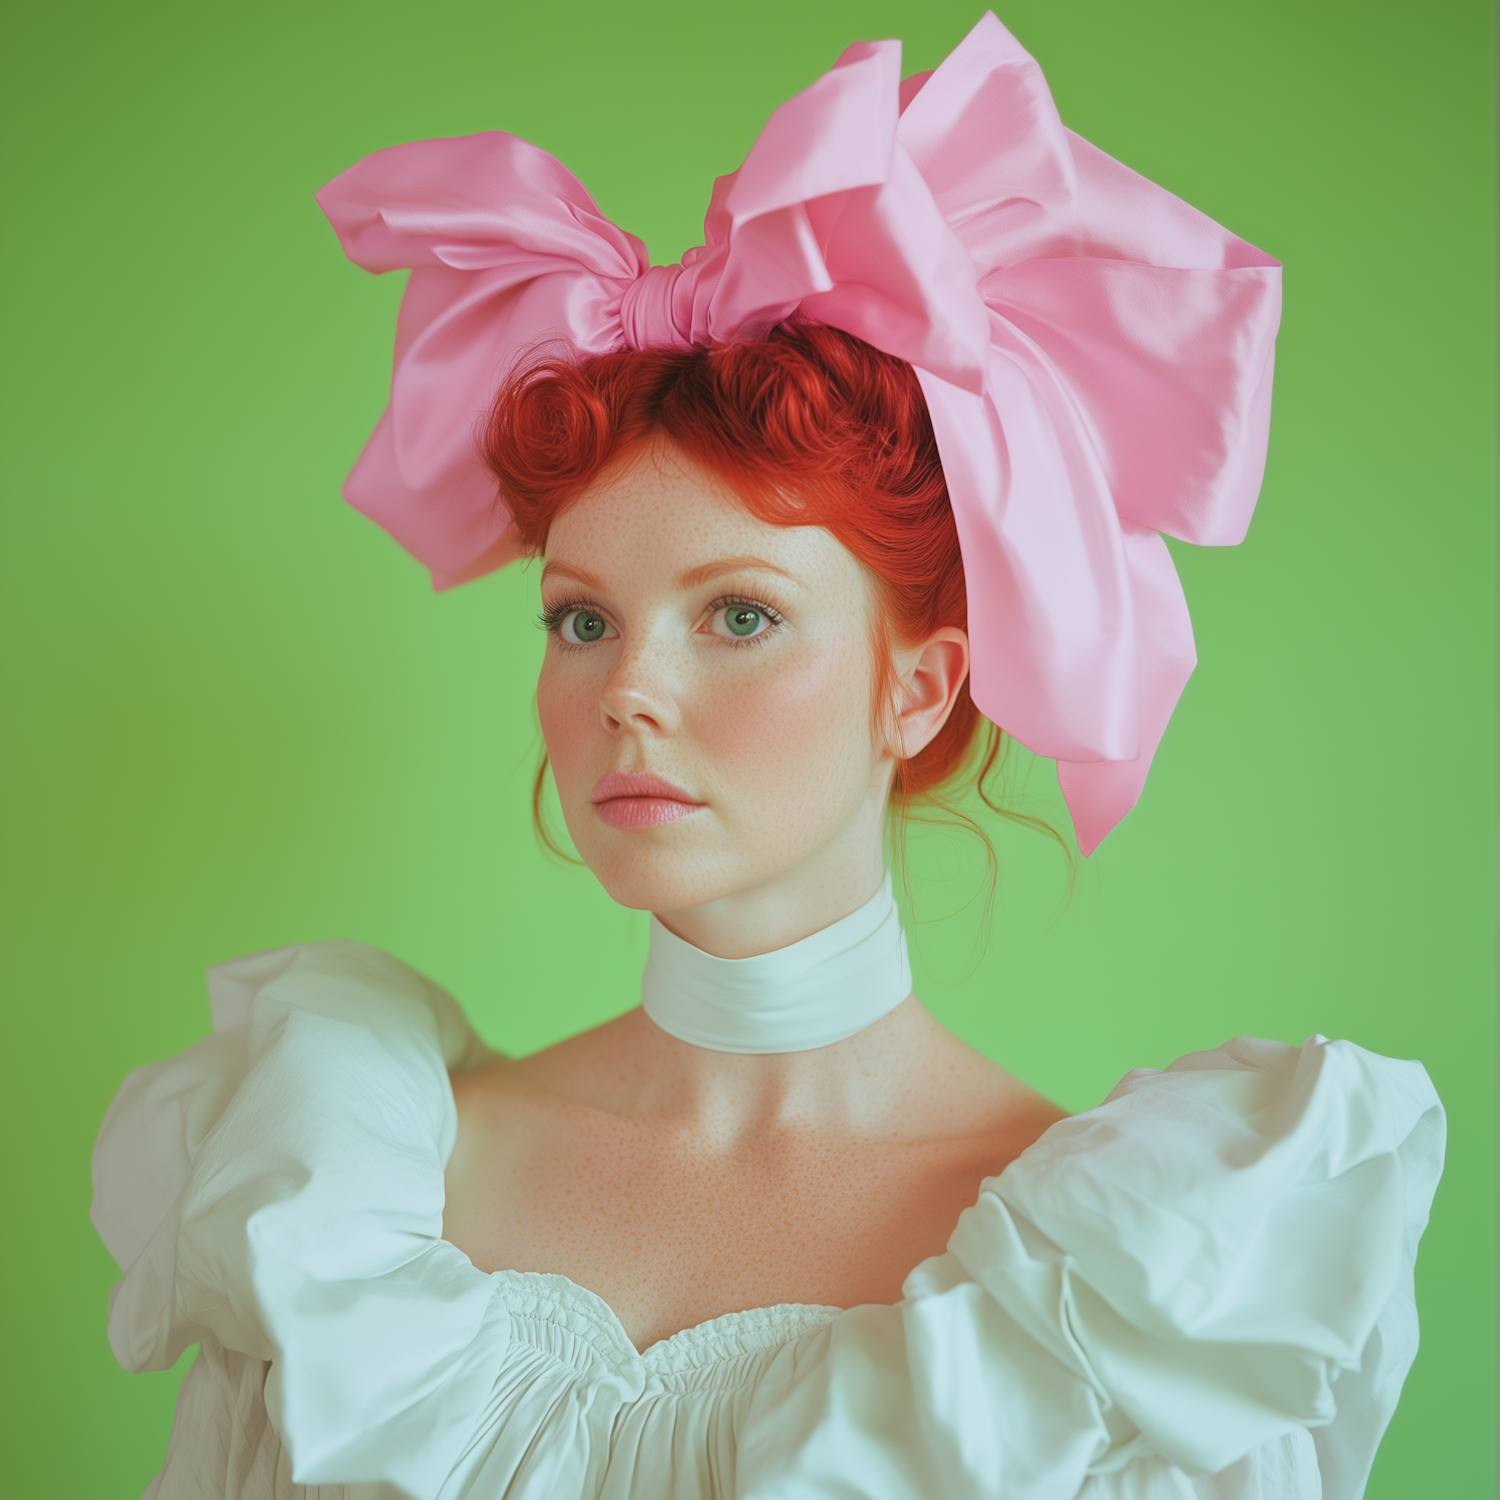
[91,940,1444,1500]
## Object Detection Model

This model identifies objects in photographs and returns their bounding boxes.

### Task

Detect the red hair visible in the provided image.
[482,322,1062,862]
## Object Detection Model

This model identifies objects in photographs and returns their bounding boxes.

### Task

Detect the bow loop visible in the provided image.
[723,40,900,224]
[318,11,1281,853]
[896,11,1076,267]
[318,131,647,282]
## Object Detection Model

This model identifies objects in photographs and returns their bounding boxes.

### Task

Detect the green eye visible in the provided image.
[725,606,763,637]
[563,610,609,644]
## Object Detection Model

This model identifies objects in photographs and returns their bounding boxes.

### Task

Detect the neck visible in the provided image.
[625,868,921,1146]
[613,807,923,1140]
[643,875,912,1054]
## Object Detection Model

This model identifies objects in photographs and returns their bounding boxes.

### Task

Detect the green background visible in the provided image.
[1,1,1493,1495]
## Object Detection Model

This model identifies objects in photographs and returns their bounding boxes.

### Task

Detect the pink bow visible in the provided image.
[317,12,1280,854]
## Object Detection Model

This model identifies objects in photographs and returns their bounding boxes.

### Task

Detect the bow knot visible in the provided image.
[619,263,696,352]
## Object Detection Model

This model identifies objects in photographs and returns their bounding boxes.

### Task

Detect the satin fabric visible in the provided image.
[92,943,1442,1499]
[641,874,912,1054]
[316,13,1281,851]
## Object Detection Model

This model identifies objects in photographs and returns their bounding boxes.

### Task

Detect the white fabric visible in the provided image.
[91,941,1445,1500]
[641,874,913,1053]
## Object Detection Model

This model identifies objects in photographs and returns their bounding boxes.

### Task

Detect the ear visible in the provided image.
[889,627,970,762]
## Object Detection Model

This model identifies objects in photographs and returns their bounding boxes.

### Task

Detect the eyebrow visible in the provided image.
[675,556,799,589]
[539,556,799,592]
[538,559,606,591]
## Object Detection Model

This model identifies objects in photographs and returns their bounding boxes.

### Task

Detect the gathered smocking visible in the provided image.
[493,1268,842,1395]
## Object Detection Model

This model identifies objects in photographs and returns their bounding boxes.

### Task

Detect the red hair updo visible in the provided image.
[482,321,1030,827]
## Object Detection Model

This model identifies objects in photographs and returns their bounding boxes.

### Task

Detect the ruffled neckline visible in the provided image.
[492,1268,842,1374]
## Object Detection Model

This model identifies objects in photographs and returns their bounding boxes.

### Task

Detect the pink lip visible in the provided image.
[589,771,705,830]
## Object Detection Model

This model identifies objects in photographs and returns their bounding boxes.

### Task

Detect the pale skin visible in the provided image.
[443,441,1065,1352]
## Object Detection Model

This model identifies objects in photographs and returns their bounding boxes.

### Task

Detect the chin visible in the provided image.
[570,819,792,917]
[586,854,734,915]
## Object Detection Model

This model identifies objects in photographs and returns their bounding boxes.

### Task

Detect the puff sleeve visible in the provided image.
[91,941,504,1494]
[931,1036,1444,1496]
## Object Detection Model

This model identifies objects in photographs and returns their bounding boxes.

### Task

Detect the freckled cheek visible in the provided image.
[535,662,599,802]
[692,649,872,812]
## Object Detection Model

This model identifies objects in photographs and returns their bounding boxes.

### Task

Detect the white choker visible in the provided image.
[640,875,913,1054]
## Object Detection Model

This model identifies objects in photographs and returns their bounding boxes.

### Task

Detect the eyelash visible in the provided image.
[538,596,596,639]
[537,593,787,649]
[708,593,786,647]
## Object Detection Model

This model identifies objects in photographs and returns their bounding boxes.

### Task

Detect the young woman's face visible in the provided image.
[536,442,892,918]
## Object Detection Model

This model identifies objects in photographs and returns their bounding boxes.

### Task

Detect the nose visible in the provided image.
[598,638,681,738]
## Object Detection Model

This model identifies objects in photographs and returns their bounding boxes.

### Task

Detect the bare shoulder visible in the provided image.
[892,1000,1067,1151]
[922,1060,1066,1193]
[444,1021,636,1240]
[446,1010,646,1174]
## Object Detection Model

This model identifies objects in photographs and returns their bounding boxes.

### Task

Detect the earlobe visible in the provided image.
[895,629,970,761]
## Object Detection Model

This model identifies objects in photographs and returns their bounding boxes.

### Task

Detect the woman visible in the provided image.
[91,14,1443,1499]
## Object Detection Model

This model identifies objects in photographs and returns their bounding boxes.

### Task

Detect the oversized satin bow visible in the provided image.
[317,11,1280,854]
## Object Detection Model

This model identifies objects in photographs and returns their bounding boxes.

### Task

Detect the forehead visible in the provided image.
[542,443,853,590]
